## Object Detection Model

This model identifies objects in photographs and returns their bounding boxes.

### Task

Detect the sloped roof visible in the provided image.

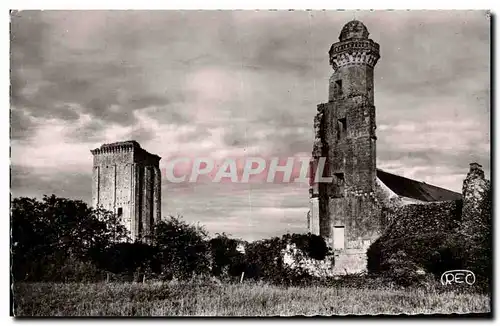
[376,169,462,202]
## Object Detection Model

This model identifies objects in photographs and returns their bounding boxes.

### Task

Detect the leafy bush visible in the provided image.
[243,233,331,285]
[367,188,491,292]
[91,242,159,281]
[243,236,284,282]
[11,195,129,282]
[382,251,434,287]
[208,233,245,278]
[441,188,492,291]
[151,216,210,280]
[288,233,330,260]
[368,231,450,275]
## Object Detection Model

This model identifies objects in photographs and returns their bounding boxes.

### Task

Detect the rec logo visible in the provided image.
[440,270,476,286]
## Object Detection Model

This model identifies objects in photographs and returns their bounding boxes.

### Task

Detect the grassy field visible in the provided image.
[12,281,491,316]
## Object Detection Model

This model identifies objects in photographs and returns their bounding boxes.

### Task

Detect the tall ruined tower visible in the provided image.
[309,20,381,262]
[91,141,161,241]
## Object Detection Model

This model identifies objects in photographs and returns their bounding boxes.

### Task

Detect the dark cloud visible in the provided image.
[10,108,35,140]
[10,10,193,139]
[144,103,192,126]
[127,127,156,144]
[11,165,92,203]
[65,118,105,143]
[10,11,48,68]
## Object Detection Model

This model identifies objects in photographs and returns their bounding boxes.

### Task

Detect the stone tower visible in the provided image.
[91,140,161,241]
[309,20,381,255]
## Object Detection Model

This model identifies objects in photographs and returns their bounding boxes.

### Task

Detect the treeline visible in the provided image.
[11,195,329,285]
[11,193,492,291]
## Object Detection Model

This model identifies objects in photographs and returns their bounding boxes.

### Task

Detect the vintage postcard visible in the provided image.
[10,10,491,317]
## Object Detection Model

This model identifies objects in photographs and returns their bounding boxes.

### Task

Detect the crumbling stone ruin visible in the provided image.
[308,20,476,274]
[379,163,490,239]
[461,162,491,225]
[91,140,162,240]
[366,162,491,279]
[283,163,489,280]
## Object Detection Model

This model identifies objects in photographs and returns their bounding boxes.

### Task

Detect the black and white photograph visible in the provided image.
[9,9,492,317]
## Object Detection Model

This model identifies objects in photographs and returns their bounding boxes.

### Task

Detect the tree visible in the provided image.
[151,216,210,280]
[11,195,129,282]
[209,233,245,277]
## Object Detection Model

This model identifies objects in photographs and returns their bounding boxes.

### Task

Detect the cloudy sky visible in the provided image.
[10,10,490,241]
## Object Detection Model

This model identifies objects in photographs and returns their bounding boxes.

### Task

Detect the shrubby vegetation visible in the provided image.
[11,195,330,285]
[11,195,127,282]
[367,188,492,292]
[11,192,491,292]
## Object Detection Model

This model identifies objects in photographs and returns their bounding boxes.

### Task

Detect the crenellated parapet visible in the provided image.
[91,141,141,155]
[328,20,380,72]
[329,40,380,72]
[91,140,161,165]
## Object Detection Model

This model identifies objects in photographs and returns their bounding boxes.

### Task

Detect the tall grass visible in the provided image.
[13,281,490,316]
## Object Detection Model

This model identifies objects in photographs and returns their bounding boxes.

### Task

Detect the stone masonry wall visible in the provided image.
[91,141,161,241]
[319,96,377,195]
[311,22,381,274]
[461,163,491,226]
[329,195,382,247]
[382,200,463,240]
